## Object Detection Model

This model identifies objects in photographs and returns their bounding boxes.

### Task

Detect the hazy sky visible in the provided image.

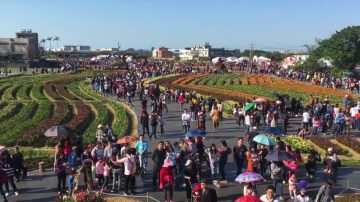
[0,0,359,50]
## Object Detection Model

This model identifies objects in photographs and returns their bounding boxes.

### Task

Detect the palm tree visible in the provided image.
[47,37,53,51]
[53,36,60,48]
[40,39,46,48]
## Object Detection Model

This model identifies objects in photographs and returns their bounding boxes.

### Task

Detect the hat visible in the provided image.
[300,188,306,193]
[98,124,104,129]
[185,159,192,166]
[327,147,333,152]
[252,126,257,130]
[162,160,173,168]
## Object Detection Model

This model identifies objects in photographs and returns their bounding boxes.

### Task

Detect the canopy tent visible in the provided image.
[258,56,271,62]
[212,57,226,64]
[238,57,250,61]
[226,57,238,63]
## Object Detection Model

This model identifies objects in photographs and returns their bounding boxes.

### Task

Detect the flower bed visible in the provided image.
[83,103,112,143]
[67,101,93,135]
[56,85,79,100]
[309,136,345,155]
[0,102,23,123]
[67,81,94,100]
[0,84,11,98]
[31,85,48,100]
[285,135,313,153]
[17,85,32,100]
[44,84,63,100]
[336,135,360,154]
[2,84,21,100]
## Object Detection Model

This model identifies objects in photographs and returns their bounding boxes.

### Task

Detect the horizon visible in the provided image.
[0,0,359,51]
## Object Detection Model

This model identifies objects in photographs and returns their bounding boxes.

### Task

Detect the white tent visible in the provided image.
[238,57,250,61]
[258,56,271,62]
[226,57,238,62]
[125,56,133,63]
[212,57,226,64]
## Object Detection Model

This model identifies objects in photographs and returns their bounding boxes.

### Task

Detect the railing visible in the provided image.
[104,192,161,202]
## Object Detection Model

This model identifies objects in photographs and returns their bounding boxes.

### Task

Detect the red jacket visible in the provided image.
[159,167,174,188]
[64,140,72,155]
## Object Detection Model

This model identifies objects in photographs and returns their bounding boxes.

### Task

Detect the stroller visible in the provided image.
[191,183,202,202]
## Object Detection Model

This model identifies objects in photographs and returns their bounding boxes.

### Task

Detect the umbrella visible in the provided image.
[253,134,275,146]
[283,159,298,171]
[235,172,264,183]
[254,97,266,103]
[264,126,282,135]
[117,136,138,144]
[0,146,6,154]
[44,125,73,137]
[186,129,205,138]
[265,150,291,161]
[234,195,262,202]
[243,102,255,112]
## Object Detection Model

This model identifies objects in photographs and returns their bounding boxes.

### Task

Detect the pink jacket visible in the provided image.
[95,162,104,175]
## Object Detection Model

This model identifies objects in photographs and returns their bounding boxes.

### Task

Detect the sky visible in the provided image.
[0,0,359,51]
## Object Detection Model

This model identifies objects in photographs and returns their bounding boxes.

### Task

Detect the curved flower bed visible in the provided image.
[309,136,345,155]
[284,135,313,153]
[336,135,360,154]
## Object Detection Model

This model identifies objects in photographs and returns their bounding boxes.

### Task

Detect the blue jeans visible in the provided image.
[273,179,283,197]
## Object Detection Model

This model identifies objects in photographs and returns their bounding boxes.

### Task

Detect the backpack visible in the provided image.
[0,168,8,183]
[129,156,141,176]
[151,115,158,126]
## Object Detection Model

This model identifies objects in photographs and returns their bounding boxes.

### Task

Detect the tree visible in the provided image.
[47,37,53,50]
[53,36,60,48]
[312,26,360,70]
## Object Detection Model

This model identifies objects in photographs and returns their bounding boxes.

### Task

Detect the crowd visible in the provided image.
[0,146,27,202]
[47,58,360,202]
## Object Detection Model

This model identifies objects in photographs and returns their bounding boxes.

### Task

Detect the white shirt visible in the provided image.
[118,155,135,176]
[350,107,359,117]
[245,115,251,125]
[295,195,312,202]
[182,113,191,122]
[302,112,310,123]
[260,194,280,202]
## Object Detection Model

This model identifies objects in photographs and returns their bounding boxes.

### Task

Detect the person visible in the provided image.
[102,161,112,192]
[184,160,197,202]
[96,124,105,142]
[315,179,335,202]
[150,111,159,140]
[135,135,148,173]
[210,106,220,131]
[246,145,259,172]
[105,124,115,141]
[258,144,268,177]
[218,140,231,180]
[110,154,122,193]
[159,160,175,202]
[12,146,27,182]
[295,188,312,202]
[80,147,93,190]
[54,153,66,195]
[302,110,310,131]
[306,150,321,181]
[271,161,284,200]
[0,168,8,202]
[200,180,217,202]
[152,141,166,191]
[206,143,219,178]
[233,138,247,175]
[248,127,259,147]
[275,137,286,151]
[178,93,185,110]
[182,109,191,133]
[116,149,137,196]
[91,142,104,163]
[67,170,76,196]
[217,101,223,121]
[260,185,280,202]
[288,172,297,199]
[140,109,150,136]
[159,115,165,136]
[95,159,105,187]
[243,182,257,196]
[63,136,72,158]
[103,141,114,159]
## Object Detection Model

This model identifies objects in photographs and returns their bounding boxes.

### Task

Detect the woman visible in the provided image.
[165,143,177,173]
[81,146,93,190]
[217,140,231,180]
[178,93,185,110]
[258,144,268,177]
[246,145,259,172]
[210,106,220,131]
[54,154,66,194]
[206,143,219,178]
[159,160,175,202]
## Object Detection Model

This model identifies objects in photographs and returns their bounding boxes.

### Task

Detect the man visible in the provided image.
[315,179,335,202]
[150,111,159,140]
[91,142,104,163]
[182,109,191,133]
[184,160,197,202]
[135,135,148,173]
[96,124,105,142]
[199,180,217,202]
[116,149,137,196]
[152,141,166,191]
[302,109,310,132]
[260,185,280,202]
[248,127,259,147]
[140,109,150,136]
[103,141,114,159]
[105,124,114,141]
[295,188,311,202]
[233,138,248,175]
[12,146,27,182]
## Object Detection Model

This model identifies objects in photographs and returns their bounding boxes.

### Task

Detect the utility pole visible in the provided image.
[249,42,254,69]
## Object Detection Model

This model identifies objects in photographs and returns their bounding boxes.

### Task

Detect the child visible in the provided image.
[95,159,104,187]
[102,161,111,192]
[288,172,297,199]
[67,170,75,196]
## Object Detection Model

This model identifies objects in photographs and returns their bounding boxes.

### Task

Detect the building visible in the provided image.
[152,47,173,59]
[64,45,91,52]
[0,29,39,61]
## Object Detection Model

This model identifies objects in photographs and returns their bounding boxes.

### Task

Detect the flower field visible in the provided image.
[156,73,356,104]
[0,71,132,147]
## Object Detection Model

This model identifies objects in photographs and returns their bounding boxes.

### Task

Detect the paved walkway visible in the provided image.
[12,93,360,202]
